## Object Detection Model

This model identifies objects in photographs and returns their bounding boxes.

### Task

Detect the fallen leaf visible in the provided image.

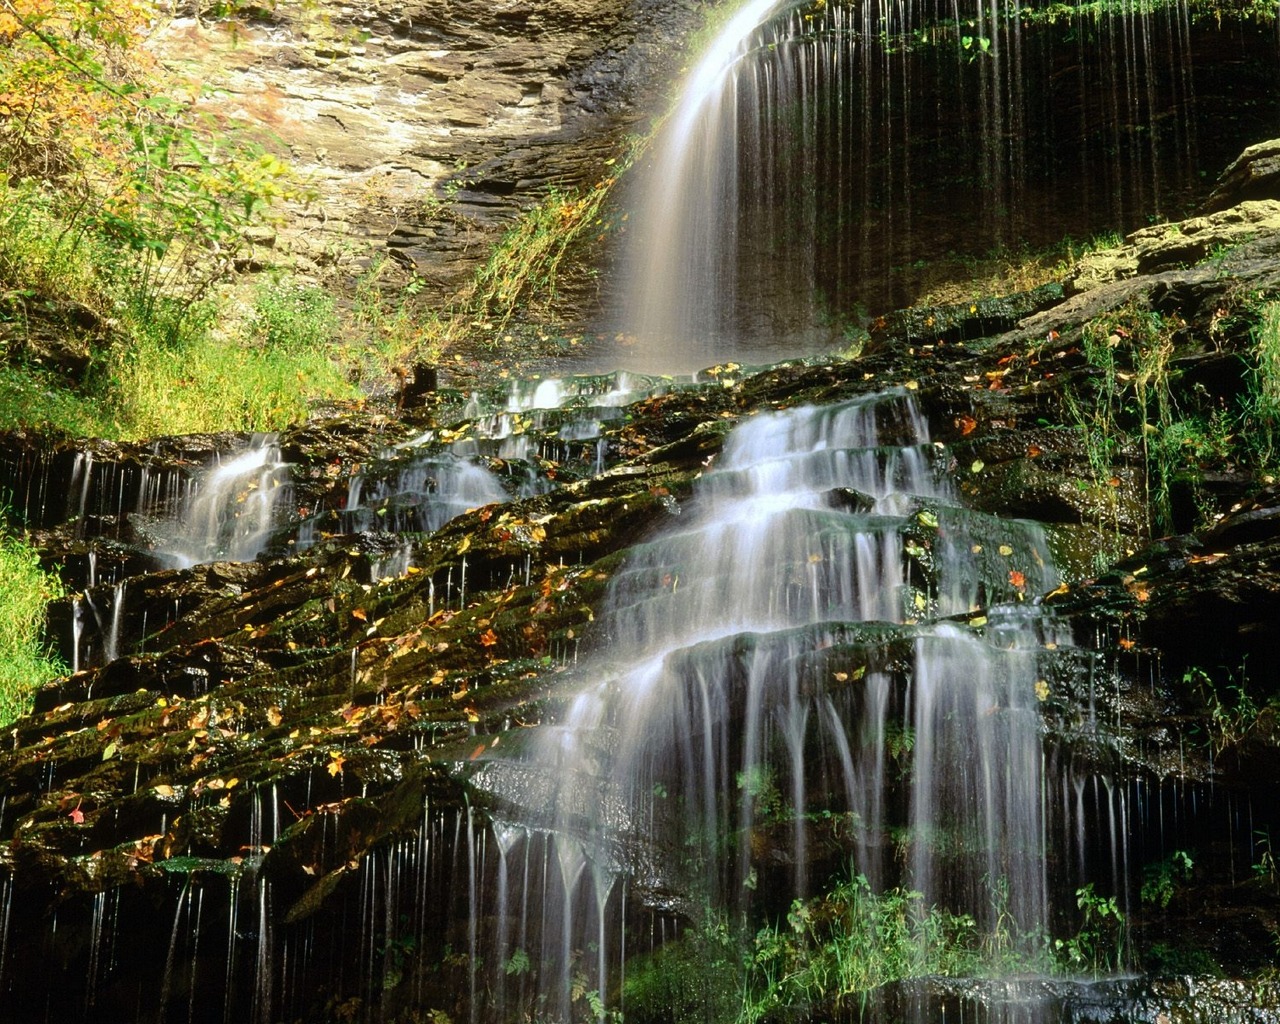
[266,706,284,727]
[1034,680,1050,701]
[468,743,487,761]
[69,805,85,825]
[327,753,345,777]
[479,629,499,647]
[1008,570,1026,591]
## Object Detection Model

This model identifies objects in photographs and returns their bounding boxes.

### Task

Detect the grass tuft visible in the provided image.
[0,528,65,725]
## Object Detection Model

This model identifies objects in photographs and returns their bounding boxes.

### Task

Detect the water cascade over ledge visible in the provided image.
[622,0,1280,371]
[3,0,1280,1019]
[467,388,1073,1020]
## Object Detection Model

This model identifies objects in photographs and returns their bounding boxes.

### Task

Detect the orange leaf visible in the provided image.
[956,415,977,436]
[468,743,487,761]
[1008,570,1026,591]
[479,629,498,647]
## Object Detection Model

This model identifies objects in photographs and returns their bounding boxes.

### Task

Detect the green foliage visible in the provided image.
[1244,299,1280,470]
[251,278,339,351]
[101,287,354,438]
[1180,664,1275,753]
[0,364,105,436]
[1141,850,1194,908]
[1144,940,1221,977]
[0,5,350,439]
[736,765,786,823]
[0,527,65,725]
[1253,828,1278,888]
[504,949,531,976]
[622,911,748,1024]
[741,875,984,1022]
[472,183,616,325]
[348,259,450,383]
[1053,884,1126,977]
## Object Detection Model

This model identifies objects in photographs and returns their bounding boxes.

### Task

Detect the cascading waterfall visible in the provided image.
[623,0,1274,371]
[153,434,291,569]
[469,389,1074,1019]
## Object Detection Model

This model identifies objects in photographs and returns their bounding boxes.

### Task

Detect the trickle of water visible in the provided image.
[152,435,290,568]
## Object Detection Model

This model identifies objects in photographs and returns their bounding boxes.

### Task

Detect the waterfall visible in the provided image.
[469,389,1073,1018]
[622,0,1251,372]
[150,434,290,569]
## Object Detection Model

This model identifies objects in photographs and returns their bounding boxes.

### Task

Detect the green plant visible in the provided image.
[1181,663,1273,753]
[472,182,616,325]
[1254,828,1277,888]
[1140,850,1193,908]
[622,911,744,1024]
[1244,299,1280,470]
[741,874,986,1022]
[250,277,338,351]
[736,765,787,823]
[1054,884,1126,977]
[0,525,65,725]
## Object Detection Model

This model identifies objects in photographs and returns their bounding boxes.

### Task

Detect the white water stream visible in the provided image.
[472,389,1071,1018]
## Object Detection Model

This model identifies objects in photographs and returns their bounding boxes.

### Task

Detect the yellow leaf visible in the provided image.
[457,536,472,554]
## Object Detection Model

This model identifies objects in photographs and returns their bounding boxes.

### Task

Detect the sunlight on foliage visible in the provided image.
[0,526,65,726]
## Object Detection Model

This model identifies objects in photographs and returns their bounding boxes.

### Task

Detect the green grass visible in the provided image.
[0,178,357,438]
[0,529,65,725]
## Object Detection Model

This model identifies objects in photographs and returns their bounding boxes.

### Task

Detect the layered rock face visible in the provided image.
[150,0,691,304]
